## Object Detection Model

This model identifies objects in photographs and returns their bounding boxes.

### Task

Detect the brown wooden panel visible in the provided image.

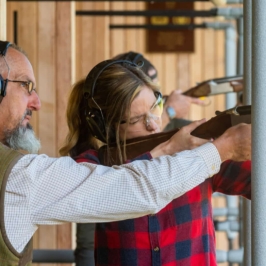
[0,0,6,39]
[94,2,110,62]
[76,2,95,80]
[214,29,226,112]
[177,54,190,91]
[55,3,73,265]
[202,30,216,120]
[37,3,57,266]
[149,54,164,88]
[55,2,73,154]
[188,2,204,121]
[6,2,15,42]
[164,53,178,95]
[18,3,39,136]
[37,2,56,156]
[110,2,125,57]
[125,2,138,52]
[136,2,146,53]
[146,2,194,53]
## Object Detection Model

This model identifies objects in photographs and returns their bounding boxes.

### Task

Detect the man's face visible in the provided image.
[0,48,41,153]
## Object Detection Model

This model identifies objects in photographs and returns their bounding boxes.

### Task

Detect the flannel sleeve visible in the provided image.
[74,150,100,164]
[125,152,152,163]
[212,160,251,199]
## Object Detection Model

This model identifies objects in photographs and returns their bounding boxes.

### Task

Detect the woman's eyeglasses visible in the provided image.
[120,91,163,127]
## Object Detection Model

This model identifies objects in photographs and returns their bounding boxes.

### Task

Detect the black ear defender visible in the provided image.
[83,59,142,143]
[123,51,157,80]
[124,51,144,66]
[0,41,11,98]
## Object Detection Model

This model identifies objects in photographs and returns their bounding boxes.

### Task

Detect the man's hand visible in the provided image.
[213,123,251,162]
[161,90,205,129]
[151,119,210,158]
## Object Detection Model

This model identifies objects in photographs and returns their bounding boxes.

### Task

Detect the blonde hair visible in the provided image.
[60,63,160,163]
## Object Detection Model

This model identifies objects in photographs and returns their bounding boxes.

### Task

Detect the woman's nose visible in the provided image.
[145,117,158,131]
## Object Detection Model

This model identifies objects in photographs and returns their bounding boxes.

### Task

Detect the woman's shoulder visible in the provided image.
[74,149,100,164]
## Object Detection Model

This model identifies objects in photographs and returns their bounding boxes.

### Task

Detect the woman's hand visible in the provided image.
[150,119,209,158]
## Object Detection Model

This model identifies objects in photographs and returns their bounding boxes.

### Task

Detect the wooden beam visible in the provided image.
[0,0,6,40]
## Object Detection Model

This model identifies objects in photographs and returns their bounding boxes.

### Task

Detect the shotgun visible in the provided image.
[98,105,251,166]
[163,75,243,100]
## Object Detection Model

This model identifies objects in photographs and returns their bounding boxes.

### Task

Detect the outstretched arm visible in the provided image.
[152,121,251,163]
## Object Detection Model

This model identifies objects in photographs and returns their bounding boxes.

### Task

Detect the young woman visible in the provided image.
[113,51,205,130]
[60,60,251,266]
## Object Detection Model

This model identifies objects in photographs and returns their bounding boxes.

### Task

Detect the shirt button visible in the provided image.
[211,165,216,171]
[154,247,160,252]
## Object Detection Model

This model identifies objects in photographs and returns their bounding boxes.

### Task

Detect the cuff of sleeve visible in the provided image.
[193,142,221,178]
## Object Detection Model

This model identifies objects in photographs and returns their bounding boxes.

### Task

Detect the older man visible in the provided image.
[0,41,251,265]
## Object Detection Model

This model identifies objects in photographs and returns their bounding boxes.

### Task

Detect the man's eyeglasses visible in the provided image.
[4,79,35,95]
[1,55,35,95]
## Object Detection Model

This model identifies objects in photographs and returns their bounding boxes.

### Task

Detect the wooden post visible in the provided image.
[0,0,6,40]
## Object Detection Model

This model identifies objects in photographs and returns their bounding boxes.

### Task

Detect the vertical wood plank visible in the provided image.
[55,2,74,154]
[16,2,39,135]
[94,2,110,62]
[214,29,226,112]
[55,3,74,265]
[202,31,216,120]
[6,2,15,42]
[125,2,138,52]
[37,2,56,156]
[75,2,95,80]
[110,2,125,57]
[177,54,189,92]
[149,54,164,88]
[188,2,204,121]
[136,2,145,53]
[37,3,57,266]
[0,0,6,40]
[164,53,178,95]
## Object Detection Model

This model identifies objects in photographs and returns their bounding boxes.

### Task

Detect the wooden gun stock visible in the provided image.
[98,105,251,166]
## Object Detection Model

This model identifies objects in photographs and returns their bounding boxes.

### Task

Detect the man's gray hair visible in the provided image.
[0,42,28,73]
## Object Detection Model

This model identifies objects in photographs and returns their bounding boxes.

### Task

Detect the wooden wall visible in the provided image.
[6,1,235,266]
[75,1,226,121]
[0,0,6,39]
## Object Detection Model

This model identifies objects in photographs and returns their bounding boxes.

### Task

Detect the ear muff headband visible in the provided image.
[0,41,11,56]
[0,41,11,98]
[124,51,143,65]
[83,59,142,143]
[83,59,140,98]
[123,51,158,81]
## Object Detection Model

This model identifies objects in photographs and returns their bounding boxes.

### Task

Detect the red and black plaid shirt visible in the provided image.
[75,149,251,266]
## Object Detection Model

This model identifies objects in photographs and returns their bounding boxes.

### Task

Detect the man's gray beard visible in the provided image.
[5,115,41,154]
